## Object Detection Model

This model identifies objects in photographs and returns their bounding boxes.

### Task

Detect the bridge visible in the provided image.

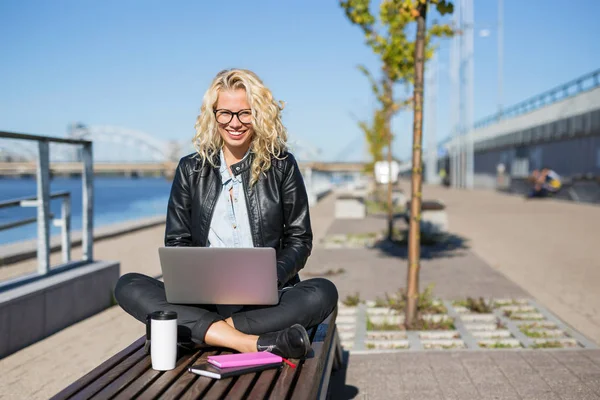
[440,68,600,189]
[0,160,367,178]
[0,124,367,177]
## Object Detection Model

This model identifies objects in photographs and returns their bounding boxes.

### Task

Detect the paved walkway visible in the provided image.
[419,183,600,346]
[1,188,600,399]
[334,350,600,399]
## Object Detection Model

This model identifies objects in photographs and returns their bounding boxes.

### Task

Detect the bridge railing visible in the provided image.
[0,131,94,291]
[474,68,600,130]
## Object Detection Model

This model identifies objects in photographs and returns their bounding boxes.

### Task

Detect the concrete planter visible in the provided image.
[336,315,358,324]
[478,339,522,348]
[472,330,512,339]
[366,307,400,316]
[520,328,566,338]
[459,313,497,323]
[515,321,557,329]
[337,306,358,316]
[365,340,410,350]
[366,331,407,340]
[532,338,578,348]
[464,323,499,331]
[507,312,545,320]
[418,331,460,340]
[335,196,366,219]
[422,339,465,350]
[498,305,537,313]
[368,315,403,325]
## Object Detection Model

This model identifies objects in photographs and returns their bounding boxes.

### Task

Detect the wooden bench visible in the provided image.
[51,308,342,400]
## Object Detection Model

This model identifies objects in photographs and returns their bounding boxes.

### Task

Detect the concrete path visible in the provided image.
[420,183,600,346]
[332,349,600,399]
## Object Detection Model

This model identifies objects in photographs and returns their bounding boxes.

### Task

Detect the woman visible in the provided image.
[115,69,338,359]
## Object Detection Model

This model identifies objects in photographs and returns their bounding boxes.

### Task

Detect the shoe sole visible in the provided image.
[291,323,311,358]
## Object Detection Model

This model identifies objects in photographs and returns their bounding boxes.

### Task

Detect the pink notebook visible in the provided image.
[207,352,282,368]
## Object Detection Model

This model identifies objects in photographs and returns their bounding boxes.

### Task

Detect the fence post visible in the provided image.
[37,141,51,274]
[62,194,71,263]
[81,142,94,262]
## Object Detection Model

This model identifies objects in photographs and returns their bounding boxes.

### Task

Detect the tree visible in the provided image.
[357,108,386,174]
[341,0,452,241]
[341,0,453,328]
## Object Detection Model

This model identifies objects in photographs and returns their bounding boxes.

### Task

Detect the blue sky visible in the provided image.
[1,0,599,162]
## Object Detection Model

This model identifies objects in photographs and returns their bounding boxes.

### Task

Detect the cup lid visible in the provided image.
[150,310,177,320]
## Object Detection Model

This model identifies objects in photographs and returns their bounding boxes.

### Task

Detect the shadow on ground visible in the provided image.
[372,229,470,260]
[327,350,359,399]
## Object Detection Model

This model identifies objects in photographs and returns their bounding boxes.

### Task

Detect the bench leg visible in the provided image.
[332,329,344,371]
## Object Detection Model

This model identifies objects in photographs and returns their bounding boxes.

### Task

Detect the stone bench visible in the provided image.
[335,195,366,219]
[404,200,448,234]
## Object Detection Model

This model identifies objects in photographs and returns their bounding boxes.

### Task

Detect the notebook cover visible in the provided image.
[188,361,282,380]
[207,352,282,368]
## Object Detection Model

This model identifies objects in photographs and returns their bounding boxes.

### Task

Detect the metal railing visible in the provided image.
[0,130,94,290]
[473,68,600,130]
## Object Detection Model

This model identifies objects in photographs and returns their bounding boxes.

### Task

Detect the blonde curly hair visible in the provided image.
[193,69,288,186]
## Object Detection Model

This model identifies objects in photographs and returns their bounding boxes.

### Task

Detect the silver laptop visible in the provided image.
[158,247,279,305]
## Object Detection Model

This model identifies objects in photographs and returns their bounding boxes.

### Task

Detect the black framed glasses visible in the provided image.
[214,109,253,125]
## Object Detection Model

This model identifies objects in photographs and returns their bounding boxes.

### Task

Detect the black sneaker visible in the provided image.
[256,324,311,359]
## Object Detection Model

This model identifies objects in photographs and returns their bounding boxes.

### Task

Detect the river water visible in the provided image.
[0,171,335,246]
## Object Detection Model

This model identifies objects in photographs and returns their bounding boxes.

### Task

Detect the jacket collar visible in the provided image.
[219,148,253,177]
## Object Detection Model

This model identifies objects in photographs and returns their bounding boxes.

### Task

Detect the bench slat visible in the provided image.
[71,346,148,400]
[114,345,206,399]
[245,368,281,398]
[188,351,237,400]
[290,310,338,400]
[50,336,145,400]
[223,372,261,399]
[111,365,161,399]
[89,354,152,399]
[202,376,240,400]
[151,349,219,399]
[269,363,300,399]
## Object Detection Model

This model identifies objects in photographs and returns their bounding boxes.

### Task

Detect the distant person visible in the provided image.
[439,167,448,186]
[528,167,562,198]
[114,69,338,359]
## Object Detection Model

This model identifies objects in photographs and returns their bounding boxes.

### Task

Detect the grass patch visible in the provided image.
[424,344,463,350]
[493,299,527,307]
[366,343,376,350]
[303,268,346,277]
[520,327,553,338]
[342,292,362,307]
[532,341,564,349]
[365,199,405,215]
[520,322,557,330]
[374,284,447,314]
[454,297,493,313]
[479,342,520,349]
[504,311,543,320]
[366,318,402,331]
[323,233,380,247]
[408,317,455,331]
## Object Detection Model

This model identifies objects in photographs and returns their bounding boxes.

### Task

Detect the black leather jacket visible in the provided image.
[164,151,313,288]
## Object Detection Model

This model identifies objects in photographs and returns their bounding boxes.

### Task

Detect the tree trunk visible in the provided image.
[384,76,394,240]
[405,2,428,329]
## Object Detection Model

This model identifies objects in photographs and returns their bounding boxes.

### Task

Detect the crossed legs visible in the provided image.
[114,273,338,353]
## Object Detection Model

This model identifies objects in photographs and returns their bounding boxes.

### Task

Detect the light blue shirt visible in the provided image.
[207,149,254,248]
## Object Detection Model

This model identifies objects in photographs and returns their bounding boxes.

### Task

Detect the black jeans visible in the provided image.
[114,273,338,344]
